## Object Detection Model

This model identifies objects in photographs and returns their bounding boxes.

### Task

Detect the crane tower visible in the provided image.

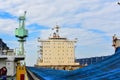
[15,11,28,55]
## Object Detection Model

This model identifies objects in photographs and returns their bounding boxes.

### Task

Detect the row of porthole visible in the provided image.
[43,46,74,48]
[43,61,73,63]
[43,42,73,45]
[44,57,74,59]
[44,50,73,52]
[44,53,73,56]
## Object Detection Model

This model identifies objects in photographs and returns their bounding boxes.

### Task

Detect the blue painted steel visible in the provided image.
[76,55,110,66]
[27,47,120,80]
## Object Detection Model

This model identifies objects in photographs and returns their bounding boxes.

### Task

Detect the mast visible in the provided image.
[52,25,60,38]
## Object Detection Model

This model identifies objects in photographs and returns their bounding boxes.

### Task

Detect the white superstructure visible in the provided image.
[36,25,79,68]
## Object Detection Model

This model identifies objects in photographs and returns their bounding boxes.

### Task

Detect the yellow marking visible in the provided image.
[16,65,29,80]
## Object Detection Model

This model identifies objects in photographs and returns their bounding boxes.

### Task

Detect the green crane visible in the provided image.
[15,11,28,55]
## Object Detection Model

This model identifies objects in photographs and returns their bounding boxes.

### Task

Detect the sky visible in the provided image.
[0,0,120,66]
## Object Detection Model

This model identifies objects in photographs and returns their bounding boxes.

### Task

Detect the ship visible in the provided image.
[28,35,120,80]
[35,25,82,70]
[0,37,25,79]
[0,11,28,80]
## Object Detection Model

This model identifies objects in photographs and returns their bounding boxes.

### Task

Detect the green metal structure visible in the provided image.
[15,11,28,55]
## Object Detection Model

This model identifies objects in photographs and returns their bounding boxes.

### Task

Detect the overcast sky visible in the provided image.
[0,0,120,66]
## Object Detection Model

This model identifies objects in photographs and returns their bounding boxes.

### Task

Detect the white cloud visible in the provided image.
[0,19,17,34]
